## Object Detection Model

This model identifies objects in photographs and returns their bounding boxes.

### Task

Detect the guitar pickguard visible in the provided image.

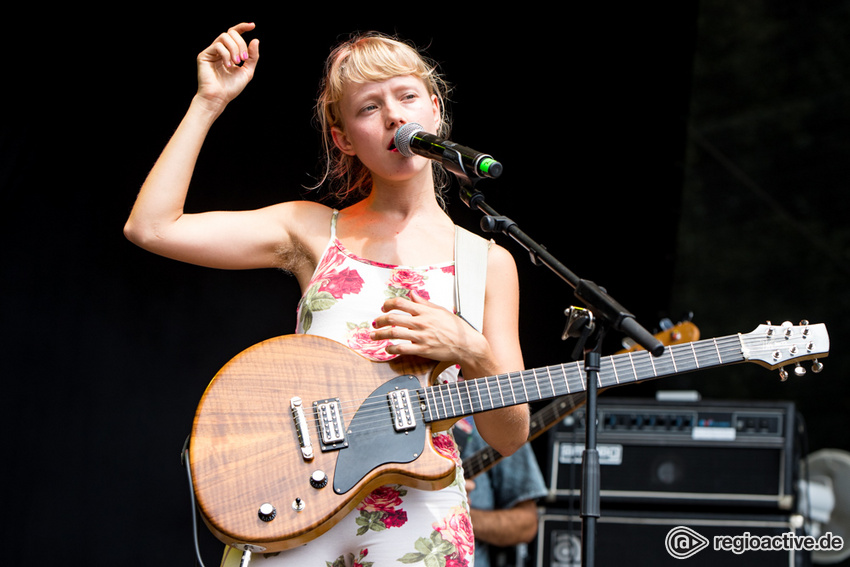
[333,374,426,494]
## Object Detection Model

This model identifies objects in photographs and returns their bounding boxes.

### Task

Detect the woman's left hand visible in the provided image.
[370,291,491,367]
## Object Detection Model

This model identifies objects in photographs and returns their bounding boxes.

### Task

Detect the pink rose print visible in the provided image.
[345,324,394,361]
[315,246,346,277]
[386,268,431,300]
[297,248,364,333]
[319,267,364,298]
[432,432,461,465]
[355,485,409,535]
[397,506,473,567]
[358,486,404,513]
[433,506,475,559]
[382,509,408,528]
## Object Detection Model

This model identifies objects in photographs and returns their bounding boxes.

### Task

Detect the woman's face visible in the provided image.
[331,75,441,184]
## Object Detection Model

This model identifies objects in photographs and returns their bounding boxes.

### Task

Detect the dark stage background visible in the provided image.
[4,3,849,565]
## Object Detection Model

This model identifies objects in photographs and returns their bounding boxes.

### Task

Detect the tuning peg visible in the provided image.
[779,367,789,381]
[812,359,824,373]
[794,363,807,377]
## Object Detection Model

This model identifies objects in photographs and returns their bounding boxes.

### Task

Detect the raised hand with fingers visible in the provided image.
[196,22,260,111]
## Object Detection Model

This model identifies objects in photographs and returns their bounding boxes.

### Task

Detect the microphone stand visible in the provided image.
[456,177,664,567]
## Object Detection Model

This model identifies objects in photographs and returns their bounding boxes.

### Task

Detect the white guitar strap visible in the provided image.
[454,226,492,332]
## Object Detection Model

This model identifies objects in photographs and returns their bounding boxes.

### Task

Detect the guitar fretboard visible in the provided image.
[421,335,744,423]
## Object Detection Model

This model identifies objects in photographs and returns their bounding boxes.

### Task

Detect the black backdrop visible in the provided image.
[5,4,849,566]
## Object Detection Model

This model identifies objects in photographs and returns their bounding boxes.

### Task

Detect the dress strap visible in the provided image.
[330,209,340,238]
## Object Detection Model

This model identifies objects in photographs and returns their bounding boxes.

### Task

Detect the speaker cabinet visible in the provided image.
[546,398,798,510]
[536,508,808,567]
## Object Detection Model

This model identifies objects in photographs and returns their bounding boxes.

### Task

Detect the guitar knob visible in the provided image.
[310,470,329,489]
[257,503,277,522]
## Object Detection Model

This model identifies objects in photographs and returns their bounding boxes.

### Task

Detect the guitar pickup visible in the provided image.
[314,398,348,451]
[388,389,417,432]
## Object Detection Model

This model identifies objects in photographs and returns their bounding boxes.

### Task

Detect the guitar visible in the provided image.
[461,320,700,480]
[189,321,828,553]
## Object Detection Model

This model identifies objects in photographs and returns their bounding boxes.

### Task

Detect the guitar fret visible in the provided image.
[691,342,699,368]
[713,338,723,363]
[576,361,586,392]
[520,370,531,403]
[483,377,494,411]
[447,383,458,416]
[532,368,543,400]
[421,387,431,420]
[438,384,449,420]
[450,383,461,416]
[506,372,517,404]
[426,387,437,421]
[455,383,465,414]
[628,352,638,379]
[466,381,479,414]
[677,342,699,372]
[558,363,570,395]
[610,357,621,384]
[463,381,473,415]
[670,346,679,374]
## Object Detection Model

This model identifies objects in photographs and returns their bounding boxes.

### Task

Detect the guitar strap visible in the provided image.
[453,226,492,332]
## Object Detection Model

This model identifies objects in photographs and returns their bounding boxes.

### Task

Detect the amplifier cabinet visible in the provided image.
[546,398,798,509]
[535,508,808,567]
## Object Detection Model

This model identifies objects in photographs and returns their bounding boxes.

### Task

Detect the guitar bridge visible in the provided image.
[290,397,314,460]
[388,388,416,432]
[314,398,348,451]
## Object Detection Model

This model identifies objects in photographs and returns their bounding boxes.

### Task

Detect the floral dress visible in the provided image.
[222,210,475,567]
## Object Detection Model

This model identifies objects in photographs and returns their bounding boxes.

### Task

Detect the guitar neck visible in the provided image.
[425,334,749,423]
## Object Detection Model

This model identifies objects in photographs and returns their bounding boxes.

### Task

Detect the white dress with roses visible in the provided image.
[221,210,475,567]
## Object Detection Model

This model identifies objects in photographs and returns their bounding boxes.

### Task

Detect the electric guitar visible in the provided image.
[189,321,828,553]
[461,320,700,480]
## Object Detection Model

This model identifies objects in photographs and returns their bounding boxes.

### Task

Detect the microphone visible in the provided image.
[394,123,503,179]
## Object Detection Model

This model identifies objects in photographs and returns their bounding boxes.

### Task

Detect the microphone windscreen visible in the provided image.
[394,123,424,158]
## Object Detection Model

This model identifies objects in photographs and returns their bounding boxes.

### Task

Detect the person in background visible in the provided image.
[455,417,548,567]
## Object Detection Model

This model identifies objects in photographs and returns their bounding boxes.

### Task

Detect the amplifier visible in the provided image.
[546,398,798,509]
[535,508,808,567]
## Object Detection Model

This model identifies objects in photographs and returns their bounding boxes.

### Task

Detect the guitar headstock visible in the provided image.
[743,321,829,379]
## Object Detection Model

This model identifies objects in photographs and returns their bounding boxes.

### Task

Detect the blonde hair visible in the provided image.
[313,32,452,204]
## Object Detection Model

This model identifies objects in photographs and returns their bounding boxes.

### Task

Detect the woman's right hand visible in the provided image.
[195,23,260,110]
